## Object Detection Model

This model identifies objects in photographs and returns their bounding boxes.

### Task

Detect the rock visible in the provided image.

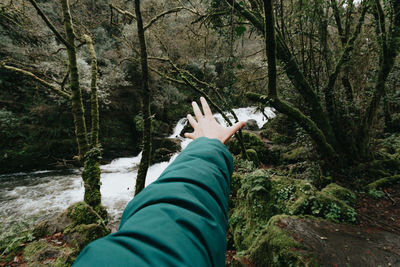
[246,215,400,267]
[367,175,400,190]
[229,171,357,254]
[246,149,259,167]
[32,201,108,239]
[179,121,193,137]
[151,137,181,164]
[243,119,259,131]
[152,137,181,153]
[226,131,268,164]
[23,240,74,267]
[281,146,309,163]
[152,148,174,164]
[64,223,109,250]
[321,183,357,205]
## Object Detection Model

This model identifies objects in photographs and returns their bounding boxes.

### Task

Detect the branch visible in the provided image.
[144,7,184,31]
[1,63,71,99]
[323,2,368,126]
[27,0,71,49]
[331,0,346,44]
[225,0,337,147]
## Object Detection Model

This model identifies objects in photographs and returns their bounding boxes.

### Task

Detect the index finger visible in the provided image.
[192,101,204,121]
[200,97,213,118]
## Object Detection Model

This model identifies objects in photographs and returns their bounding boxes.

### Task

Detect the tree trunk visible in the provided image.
[60,0,89,160]
[134,0,152,196]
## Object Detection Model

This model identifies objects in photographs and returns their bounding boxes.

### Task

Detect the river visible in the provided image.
[0,107,274,232]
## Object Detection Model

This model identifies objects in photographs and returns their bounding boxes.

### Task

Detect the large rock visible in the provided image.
[243,119,259,131]
[227,131,269,164]
[151,137,181,164]
[243,215,400,266]
[229,170,357,253]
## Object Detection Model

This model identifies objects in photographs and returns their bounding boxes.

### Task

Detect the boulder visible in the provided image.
[227,131,268,164]
[229,170,357,254]
[63,223,109,250]
[179,121,194,137]
[243,119,259,131]
[244,215,400,266]
[151,137,181,163]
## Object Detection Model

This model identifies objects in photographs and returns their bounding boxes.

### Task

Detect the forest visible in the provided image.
[0,0,399,266]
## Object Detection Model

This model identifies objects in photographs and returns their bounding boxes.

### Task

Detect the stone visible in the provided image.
[243,119,259,131]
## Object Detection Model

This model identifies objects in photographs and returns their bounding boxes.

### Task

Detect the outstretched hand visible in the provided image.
[184,97,246,144]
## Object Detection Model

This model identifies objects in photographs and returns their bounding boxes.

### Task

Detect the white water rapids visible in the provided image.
[0,107,274,231]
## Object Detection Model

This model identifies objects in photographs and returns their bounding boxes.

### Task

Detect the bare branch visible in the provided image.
[27,0,71,49]
[1,63,71,99]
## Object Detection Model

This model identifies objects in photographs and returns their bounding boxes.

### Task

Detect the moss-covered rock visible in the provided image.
[63,223,109,250]
[33,202,108,239]
[229,171,357,257]
[227,131,268,164]
[281,146,309,163]
[366,175,400,190]
[321,183,357,205]
[230,170,272,250]
[246,215,317,267]
[23,240,74,267]
[246,149,259,167]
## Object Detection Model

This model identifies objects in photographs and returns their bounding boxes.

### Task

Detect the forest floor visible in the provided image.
[226,183,400,266]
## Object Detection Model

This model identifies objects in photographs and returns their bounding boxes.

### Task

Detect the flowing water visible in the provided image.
[0,107,274,232]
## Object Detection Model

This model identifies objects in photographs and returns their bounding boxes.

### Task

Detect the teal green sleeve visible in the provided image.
[73,137,233,267]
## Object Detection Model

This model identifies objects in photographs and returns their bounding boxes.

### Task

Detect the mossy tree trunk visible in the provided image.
[25,0,105,212]
[134,0,152,196]
[60,0,89,161]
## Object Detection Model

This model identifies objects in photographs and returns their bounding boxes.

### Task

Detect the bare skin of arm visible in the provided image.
[184,97,246,144]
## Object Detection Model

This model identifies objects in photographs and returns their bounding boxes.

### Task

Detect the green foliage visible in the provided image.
[368,189,385,199]
[229,170,358,256]
[0,220,34,262]
[321,183,357,205]
[246,215,317,267]
[227,131,268,163]
[246,148,259,167]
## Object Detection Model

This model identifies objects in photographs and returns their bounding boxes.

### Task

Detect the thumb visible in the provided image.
[229,121,246,135]
[222,121,246,144]
[184,132,195,139]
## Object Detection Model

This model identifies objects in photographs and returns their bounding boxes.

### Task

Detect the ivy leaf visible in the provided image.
[235,26,246,37]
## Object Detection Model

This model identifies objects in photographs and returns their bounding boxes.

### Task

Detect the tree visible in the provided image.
[208,0,400,174]
[1,0,106,215]
[133,0,152,196]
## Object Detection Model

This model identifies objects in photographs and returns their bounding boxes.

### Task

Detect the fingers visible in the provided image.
[192,101,204,122]
[200,97,213,118]
[184,132,195,139]
[187,114,198,128]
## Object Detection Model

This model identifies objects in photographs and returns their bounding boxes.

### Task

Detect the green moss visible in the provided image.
[82,145,103,208]
[227,131,268,163]
[271,132,291,144]
[229,169,272,250]
[367,175,400,190]
[229,172,357,256]
[247,215,317,267]
[246,148,259,167]
[321,183,357,205]
[63,223,109,250]
[67,201,107,226]
[23,240,74,267]
[281,146,309,163]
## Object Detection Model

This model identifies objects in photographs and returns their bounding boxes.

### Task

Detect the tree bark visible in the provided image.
[134,0,152,196]
[83,34,100,146]
[60,0,89,160]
